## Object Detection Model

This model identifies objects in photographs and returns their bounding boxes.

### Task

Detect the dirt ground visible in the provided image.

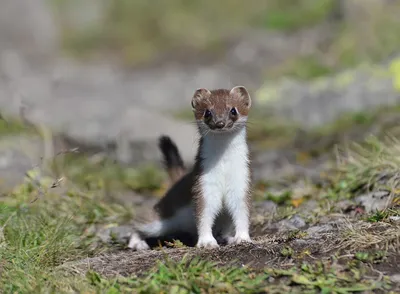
[66,201,400,285]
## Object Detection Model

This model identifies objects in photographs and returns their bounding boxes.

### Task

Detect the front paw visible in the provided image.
[227,234,252,245]
[196,236,220,249]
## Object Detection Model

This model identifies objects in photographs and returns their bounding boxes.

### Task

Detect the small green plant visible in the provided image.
[266,259,387,293]
[164,239,186,248]
[287,230,308,241]
[355,251,387,264]
[281,246,294,258]
[367,210,390,223]
[266,190,293,205]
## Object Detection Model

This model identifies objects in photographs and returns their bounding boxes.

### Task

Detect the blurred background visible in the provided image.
[1,1,400,291]
[1,0,400,190]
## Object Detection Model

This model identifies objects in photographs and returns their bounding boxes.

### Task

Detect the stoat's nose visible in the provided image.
[215,121,225,129]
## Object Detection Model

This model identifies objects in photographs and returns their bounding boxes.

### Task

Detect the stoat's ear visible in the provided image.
[230,86,251,109]
[191,88,211,109]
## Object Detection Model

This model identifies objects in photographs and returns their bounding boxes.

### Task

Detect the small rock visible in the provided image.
[274,215,306,232]
[355,191,391,212]
[336,200,355,212]
[306,224,334,238]
[389,216,400,223]
[0,135,45,192]
[299,200,318,213]
[256,200,277,214]
[292,239,309,246]
[274,220,297,231]
[289,215,306,229]
[318,215,346,225]
[390,274,400,284]
[267,277,275,283]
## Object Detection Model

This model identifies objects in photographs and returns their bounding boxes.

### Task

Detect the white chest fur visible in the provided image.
[200,127,250,198]
[196,127,251,248]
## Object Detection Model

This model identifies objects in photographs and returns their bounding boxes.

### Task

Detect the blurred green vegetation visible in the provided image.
[53,0,400,80]
[262,0,334,30]
[267,1,400,79]
[59,154,165,193]
[54,0,271,64]
[55,0,335,66]
[0,117,30,135]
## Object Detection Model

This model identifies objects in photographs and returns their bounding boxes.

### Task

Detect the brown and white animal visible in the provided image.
[128,86,252,250]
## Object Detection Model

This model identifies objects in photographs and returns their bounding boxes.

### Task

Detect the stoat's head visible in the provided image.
[191,86,251,135]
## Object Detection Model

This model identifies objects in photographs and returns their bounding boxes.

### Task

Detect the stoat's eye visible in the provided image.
[204,109,212,118]
[230,107,238,116]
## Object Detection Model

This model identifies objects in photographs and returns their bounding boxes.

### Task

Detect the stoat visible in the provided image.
[128,86,252,250]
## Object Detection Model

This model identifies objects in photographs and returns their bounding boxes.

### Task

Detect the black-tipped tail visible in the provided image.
[158,136,185,184]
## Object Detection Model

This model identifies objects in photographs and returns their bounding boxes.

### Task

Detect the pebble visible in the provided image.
[305,224,334,238]
[390,274,400,284]
[257,200,278,214]
[389,216,400,223]
[355,191,391,212]
[274,215,306,232]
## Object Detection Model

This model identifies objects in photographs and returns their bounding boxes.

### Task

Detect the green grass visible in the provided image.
[59,153,165,193]
[327,135,400,199]
[0,116,30,135]
[0,127,166,292]
[88,256,267,293]
[265,260,389,293]
[84,255,394,293]
[262,0,334,31]
[0,184,132,292]
[0,110,399,292]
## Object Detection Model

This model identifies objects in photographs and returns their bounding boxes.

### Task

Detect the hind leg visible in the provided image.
[128,205,196,251]
[128,231,150,250]
[128,217,167,251]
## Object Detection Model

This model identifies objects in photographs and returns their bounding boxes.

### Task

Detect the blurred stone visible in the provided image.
[256,59,400,128]
[274,215,306,232]
[355,191,392,212]
[288,215,307,229]
[306,224,334,238]
[251,149,328,184]
[389,216,400,223]
[55,0,107,32]
[0,0,58,62]
[336,200,355,212]
[255,200,277,214]
[0,135,44,192]
[299,200,319,214]
[390,274,400,284]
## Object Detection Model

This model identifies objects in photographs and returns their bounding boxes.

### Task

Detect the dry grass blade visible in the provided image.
[331,219,400,252]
